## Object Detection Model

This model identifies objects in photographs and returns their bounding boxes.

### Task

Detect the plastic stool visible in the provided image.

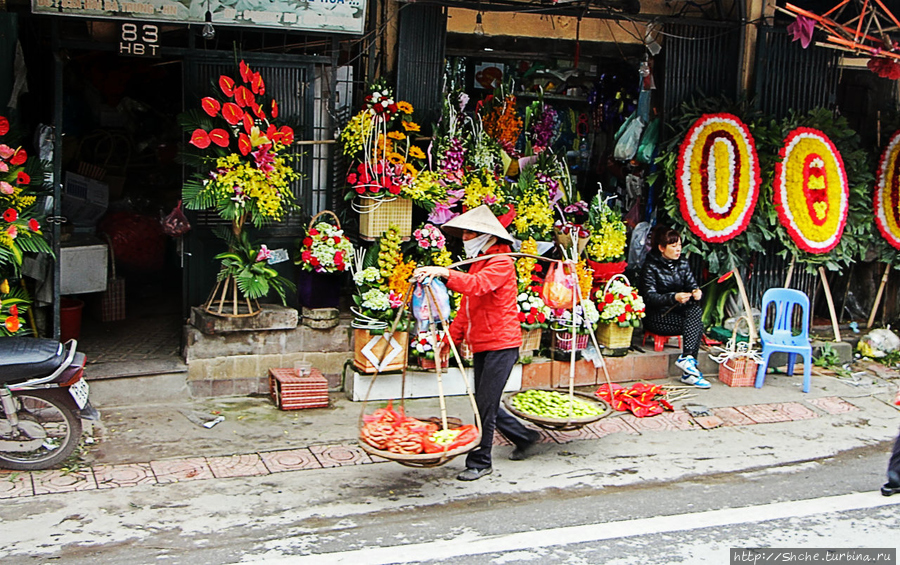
[642,331,682,352]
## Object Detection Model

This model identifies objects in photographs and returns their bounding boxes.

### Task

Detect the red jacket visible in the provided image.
[446,243,522,354]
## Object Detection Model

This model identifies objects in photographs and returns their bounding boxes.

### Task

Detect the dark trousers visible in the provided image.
[465,347,538,469]
[889,427,900,486]
[643,301,703,358]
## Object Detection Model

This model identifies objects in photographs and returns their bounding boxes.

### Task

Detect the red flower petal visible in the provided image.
[219,75,235,97]
[266,124,277,139]
[238,133,252,156]
[222,103,243,126]
[190,129,211,149]
[239,60,252,83]
[10,148,26,165]
[234,86,255,108]
[10,304,18,316]
[5,315,19,333]
[201,97,221,117]
[16,171,30,185]
[253,104,266,120]
[251,72,265,95]
[271,100,279,119]
[28,218,39,231]
[3,208,17,222]
[0,116,8,136]
[208,129,230,148]
[279,126,294,145]
[243,113,254,135]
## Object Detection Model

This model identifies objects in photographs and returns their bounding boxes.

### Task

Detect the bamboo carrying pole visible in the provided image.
[868,262,892,328]
[730,257,756,341]
[818,266,842,342]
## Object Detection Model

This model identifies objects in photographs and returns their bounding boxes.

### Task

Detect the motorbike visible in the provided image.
[0,338,100,470]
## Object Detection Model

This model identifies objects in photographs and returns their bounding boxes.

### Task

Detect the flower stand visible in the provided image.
[204,273,261,318]
[520,328,542,355]
[353,329,409,373]
[297,270,342,309]
[597,323,634,349]
[357,196,412,240]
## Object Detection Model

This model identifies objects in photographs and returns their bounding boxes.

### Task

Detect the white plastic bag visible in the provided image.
[613,113,644,161]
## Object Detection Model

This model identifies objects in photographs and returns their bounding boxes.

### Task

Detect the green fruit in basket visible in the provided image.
[512,390,603,418]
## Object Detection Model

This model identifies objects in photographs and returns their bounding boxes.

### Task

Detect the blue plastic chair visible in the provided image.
[755,288,813,393]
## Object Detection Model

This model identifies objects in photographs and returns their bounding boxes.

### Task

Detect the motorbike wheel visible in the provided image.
[0,390,82,470]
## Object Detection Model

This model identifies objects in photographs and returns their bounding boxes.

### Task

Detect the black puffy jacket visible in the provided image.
[639,252,699,309]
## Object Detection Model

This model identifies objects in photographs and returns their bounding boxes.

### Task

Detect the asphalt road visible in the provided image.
[3,442,898,565]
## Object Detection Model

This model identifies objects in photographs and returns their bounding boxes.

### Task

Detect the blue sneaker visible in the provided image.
[675,355,702,379]
[680,374,712,388]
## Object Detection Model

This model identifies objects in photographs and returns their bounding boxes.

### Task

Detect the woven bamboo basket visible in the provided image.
[520,328,542,354]
[595,274,636,349]
[502,389,611,431]
[357,196,412,240]
[717,316,758,387]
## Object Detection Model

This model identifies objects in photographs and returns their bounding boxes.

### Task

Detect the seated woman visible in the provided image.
[639,226,710,388]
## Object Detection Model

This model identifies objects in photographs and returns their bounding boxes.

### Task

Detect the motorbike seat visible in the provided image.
[0,338,67,384]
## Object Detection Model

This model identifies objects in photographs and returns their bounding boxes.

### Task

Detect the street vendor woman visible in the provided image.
[639,225,711,389]
[413,205,540,481]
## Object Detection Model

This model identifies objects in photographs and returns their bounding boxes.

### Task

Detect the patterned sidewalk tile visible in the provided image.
[712,406,757,427]
[32,469,97,495]
[735,403,798,424]
[622,411,695,432]
[807,396,860,415]
[0,470,33,498]
[260,448,324,473]
[585,416,641,437]
[692,415,724,430]
[207,454,270,479]
[93,463,156,489]
[544,425,603,444]
[150,458,214,483]
[775,401,820,421]
[309,444,374,467]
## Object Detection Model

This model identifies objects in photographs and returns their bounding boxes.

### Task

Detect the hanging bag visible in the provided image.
[161,200,191,237]
[93,235,126,322]
[541,262,576,310]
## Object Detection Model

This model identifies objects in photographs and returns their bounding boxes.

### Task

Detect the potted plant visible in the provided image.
[180,60,299,317]
[595,275,645,350]
[294,211,353,309]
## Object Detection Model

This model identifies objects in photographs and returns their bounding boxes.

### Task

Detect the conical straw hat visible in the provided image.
[441,205,514,244]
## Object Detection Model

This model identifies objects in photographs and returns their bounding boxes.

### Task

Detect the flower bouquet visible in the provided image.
[294,210,354,309]
[555,200,591,256]
[0,114,52,336]
[585,195,628,284]
[179,60,299,316]
[411,329,449,370]
[340,81,427,238]
[595,275,645,350]
[551,299,600,352]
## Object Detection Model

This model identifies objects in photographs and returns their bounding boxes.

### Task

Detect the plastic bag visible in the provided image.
[541,262,575,309]
[161,200,191,237]
[636,118,660,164]
[411,279,451,330]
[859,328,900,358]
[613,113,644,161]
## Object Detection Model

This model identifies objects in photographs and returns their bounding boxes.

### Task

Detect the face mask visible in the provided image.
[464,233,493,258]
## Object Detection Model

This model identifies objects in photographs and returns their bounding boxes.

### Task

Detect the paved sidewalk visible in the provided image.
[2,361,899,499]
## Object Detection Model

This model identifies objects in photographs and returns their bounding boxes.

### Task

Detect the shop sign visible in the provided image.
[30,0,367,35]
[119,22,161,58]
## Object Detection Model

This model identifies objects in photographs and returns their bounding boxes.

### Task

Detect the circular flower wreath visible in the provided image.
[676,113,761,243]
[875,129,900,250]
[774,127,849,254]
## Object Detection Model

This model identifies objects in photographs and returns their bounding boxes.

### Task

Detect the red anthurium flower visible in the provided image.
[190,129,211,149]
[219,75,235,97]
[271,100,279,119]
[717,270,735,283]
[28,218,39,231]
[266,124,277,138]
[279,126,294,145]
[5,315,19,333]
[239,60,252,83]
[208,129,230,147]
[253,104,266,120]
[10,148,26,165]
[250,72,265,95]
[201,97,221,117]
[238,133,252,156]
[222,103,243,125]
[242,113,254,135]
[271,131,284,144]
[0,116,8,136]
[3,208,17,222]
[234,86,255,108]
[16,171,30,185]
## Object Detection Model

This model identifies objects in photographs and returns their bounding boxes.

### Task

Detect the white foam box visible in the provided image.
[60,243,108,294]
[348,365,522,402]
